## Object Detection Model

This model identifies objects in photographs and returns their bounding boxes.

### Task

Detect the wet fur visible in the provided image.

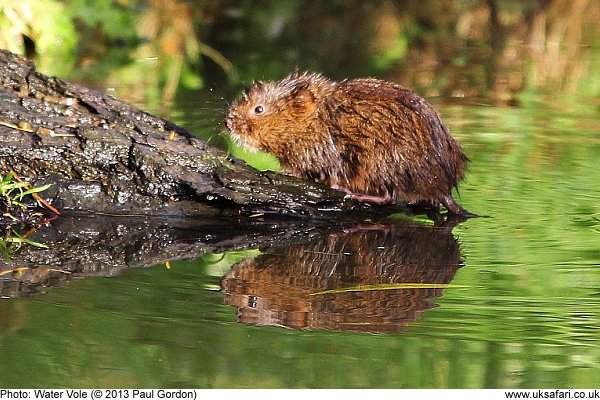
[225,71,470,215]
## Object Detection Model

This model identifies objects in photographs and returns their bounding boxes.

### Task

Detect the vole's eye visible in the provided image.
[254,105,264,114]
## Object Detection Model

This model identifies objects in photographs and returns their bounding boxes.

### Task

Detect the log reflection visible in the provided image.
[221,219,463,334]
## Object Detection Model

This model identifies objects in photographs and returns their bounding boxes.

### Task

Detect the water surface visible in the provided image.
[1,91,598,388]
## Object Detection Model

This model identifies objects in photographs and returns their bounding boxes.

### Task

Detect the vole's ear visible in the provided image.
[289,82,315,110]
[291,79,311,94]
[290,81,314,102]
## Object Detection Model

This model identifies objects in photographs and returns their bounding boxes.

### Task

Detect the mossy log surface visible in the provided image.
[0,49,384,219]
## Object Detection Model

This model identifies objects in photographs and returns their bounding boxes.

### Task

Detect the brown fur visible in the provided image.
[225,71,471,216]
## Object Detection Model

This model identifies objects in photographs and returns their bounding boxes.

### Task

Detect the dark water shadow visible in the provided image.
[1,211,349,297]
[1,212,465,335]
[221,219,463,334]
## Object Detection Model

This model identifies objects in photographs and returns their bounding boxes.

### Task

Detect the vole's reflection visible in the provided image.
[221,219,463,334]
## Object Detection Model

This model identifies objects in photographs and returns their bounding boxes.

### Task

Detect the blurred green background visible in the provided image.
[2,0,598,103]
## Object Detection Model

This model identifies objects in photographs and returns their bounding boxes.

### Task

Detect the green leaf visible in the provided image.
[18,184,53,199]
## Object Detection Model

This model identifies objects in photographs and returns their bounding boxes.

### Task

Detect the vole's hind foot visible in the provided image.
[332,185,393,205]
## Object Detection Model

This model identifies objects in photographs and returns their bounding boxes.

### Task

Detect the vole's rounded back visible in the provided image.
[225,71,471,216]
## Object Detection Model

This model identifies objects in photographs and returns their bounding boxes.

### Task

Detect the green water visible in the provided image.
[1,92,598,388]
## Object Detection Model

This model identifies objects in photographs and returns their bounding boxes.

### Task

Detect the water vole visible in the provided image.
[225,71,472,217]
